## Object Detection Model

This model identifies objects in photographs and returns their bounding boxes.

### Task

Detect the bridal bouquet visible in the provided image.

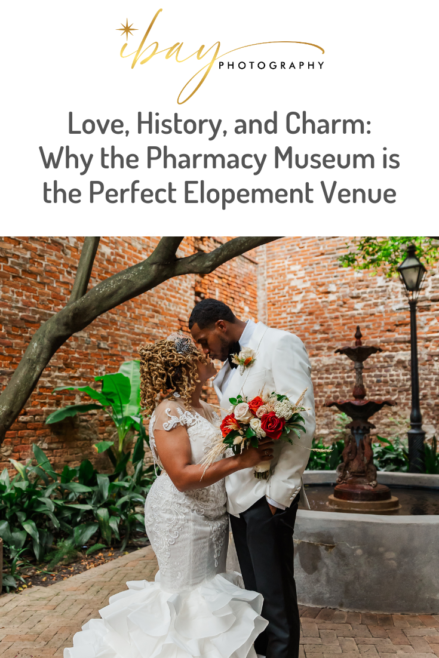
[202,389,308,480]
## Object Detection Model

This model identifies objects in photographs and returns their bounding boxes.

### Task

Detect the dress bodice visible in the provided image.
[149,395,223,470]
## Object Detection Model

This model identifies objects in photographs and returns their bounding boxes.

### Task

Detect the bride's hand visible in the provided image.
[237,437,274,469]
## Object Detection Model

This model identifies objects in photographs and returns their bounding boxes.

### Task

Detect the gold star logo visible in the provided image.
[116,19,137,41]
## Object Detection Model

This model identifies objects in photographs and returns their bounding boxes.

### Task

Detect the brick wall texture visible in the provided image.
[262,237,439,442]
[0,236,438,472]
[0,237,259,471]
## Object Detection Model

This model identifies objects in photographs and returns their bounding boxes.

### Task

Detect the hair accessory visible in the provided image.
[166,332,199,356]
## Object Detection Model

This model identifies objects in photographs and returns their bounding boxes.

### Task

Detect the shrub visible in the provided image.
[1,438,156,592]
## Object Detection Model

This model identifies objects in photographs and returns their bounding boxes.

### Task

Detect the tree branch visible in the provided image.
[173,236,281,275]
[148,237,184,264]
[69,237,100,304]
[0,236,280,442]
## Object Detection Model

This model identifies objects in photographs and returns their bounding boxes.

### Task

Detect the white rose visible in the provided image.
[250,418,266,438]
[234,402,253,423]
[256,405,269,418]
[240,347,255,360]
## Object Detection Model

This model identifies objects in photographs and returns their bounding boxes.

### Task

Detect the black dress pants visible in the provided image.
[230,494,300,658]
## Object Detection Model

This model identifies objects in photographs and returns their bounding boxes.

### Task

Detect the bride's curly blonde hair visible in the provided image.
[139,334,207,413]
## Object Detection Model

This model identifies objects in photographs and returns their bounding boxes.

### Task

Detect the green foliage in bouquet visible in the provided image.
[1,440,156,593]
[46,360,148,470]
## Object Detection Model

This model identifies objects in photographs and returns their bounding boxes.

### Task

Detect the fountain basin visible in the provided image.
[294,471,439,613]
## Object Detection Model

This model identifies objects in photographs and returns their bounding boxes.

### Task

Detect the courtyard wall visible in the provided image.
[0,237,258,471]
[261,237,439,441]
[1,236,438,472]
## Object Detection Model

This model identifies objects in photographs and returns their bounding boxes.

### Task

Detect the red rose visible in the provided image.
[248,396,264,415]
[260,412,286,440]
[220,414,240,438]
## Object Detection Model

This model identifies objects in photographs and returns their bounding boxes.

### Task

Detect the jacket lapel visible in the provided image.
[213,361,230,400]
[221,322,268,405]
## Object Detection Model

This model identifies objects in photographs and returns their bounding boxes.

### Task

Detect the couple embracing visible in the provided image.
[65,299,316,658]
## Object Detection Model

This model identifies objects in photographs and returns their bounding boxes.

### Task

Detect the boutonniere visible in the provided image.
[231,347,256,375]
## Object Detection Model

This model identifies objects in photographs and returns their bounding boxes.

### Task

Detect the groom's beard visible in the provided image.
[211,335,232,362]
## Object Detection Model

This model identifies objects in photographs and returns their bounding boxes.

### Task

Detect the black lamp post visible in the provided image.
[397,244,427,473]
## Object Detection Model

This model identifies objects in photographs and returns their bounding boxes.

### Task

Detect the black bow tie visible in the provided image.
[227,341,241,369]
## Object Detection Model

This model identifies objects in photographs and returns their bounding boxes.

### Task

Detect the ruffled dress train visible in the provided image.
[64,571,266,658]
[64,399,268,658]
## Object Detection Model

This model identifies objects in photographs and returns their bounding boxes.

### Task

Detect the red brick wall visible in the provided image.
[2,236,438,472]
[261,237,439,442]
[0,237,259,471]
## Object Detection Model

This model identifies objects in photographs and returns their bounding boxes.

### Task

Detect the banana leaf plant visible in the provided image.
[46,360,148,469]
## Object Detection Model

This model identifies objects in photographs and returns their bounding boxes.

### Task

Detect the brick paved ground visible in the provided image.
[1,546,438,658]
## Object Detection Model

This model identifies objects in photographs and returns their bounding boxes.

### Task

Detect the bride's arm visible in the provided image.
[154,426,273,492]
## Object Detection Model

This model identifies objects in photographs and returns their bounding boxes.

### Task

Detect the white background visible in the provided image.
[1,0,438,235]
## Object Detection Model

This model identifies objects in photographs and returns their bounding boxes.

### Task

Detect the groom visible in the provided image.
[190,299,315,658]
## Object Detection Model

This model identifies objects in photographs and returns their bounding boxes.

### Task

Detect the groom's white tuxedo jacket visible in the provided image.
[213,322,315,517]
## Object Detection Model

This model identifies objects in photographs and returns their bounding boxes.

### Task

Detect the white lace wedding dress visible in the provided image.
[64,396,267,658]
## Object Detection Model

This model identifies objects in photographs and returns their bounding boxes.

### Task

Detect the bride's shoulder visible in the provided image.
[153,395,196,432]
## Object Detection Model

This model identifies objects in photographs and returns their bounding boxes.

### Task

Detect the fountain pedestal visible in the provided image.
[325,327,400,514]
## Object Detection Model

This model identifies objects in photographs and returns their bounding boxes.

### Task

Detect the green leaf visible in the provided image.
[37,497,55,512]
[229,397,238,406]
[45,403,103,425]
[132,433,145,465]
[61,465,77,483]
[53,385,112,407]
[22,519,39,543]
[13,480,29,491]
[113,451,130,476]
[62,482,93,494]
[94,373,131,417]
[33,445,60,481]
[94,441,114,454]
[64,503,93,511]
[38,510,60,529]
[118,360,141,416]
[11,529,27,550]
[9,459,28,480]
[0,520,13,545]
[32,466,49,485]
[97,474,110,502]
[109,516,120,540]
[116,493,145,507]
[0,468,10,486]
[78,459,95,485]
[86,543,107,556]
[376,436,393,446]
[2,574,17,589]
[96,508,112,545]
[109,482,130,492]
[245,426,256,439]
[73,523,99,547]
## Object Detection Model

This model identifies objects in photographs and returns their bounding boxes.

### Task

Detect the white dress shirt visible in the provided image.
[219,320,286,511]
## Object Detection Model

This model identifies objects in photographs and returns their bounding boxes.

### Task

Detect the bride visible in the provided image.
[64,334,271,658]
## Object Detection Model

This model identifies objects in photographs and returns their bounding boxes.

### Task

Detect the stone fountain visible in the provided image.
[325,327,400,513]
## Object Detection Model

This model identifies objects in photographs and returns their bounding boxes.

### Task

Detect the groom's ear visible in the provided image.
[215,320,228,334]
